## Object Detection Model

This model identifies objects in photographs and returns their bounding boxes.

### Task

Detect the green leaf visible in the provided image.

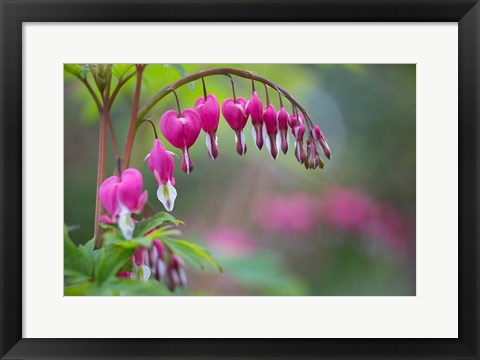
[95,246,135,285]
[162,238,222,273]
[133,212,182,237]
[80,64,90,77]
[221,253,307,295]
[107,279,172,296]
[64,281,96,296]
[163,64,195,91]
[104,231,153,249]
[64,64,84,78]
[64,225,94,281]
[112,64,134,79]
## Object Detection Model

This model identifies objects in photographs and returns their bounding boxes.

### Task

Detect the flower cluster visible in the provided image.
[158,84,331,177]
[98,166,186,291]
[118,240,187,291]
[98,168,147,240]
[95,74,332,292]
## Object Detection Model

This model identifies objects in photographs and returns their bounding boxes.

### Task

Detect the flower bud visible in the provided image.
[195,94,220,160]
[147,139,177,212]
[311,125,331,160]
[294,125,306,164]
[277,106,290,154]
[246,91,264,150]
[305,139,324,170]
[117,271,132,279]
[133,246,148,266]
[166,254,187,292]
[150,240,166,281]
[288,113,304,131]
[263,104,279,159]
[222,97,248,156]
[160,109,201,174]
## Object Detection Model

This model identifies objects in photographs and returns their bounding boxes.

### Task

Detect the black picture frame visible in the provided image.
[1,1,479,359]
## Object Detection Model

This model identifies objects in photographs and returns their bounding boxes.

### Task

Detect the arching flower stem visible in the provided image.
[170,89,182,115]
[264,83,270,106]
[141,119,159,140]
[201,77,208,100]
[136,68,316,131]
[224,74,237,103]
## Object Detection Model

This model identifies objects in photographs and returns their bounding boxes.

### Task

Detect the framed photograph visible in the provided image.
[1,0,479,359]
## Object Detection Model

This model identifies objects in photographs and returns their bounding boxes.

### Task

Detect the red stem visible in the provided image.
[93,105,108,250]
[121,65,145,171]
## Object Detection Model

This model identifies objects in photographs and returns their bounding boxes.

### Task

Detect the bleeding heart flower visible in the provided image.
[277,106,290,154]
[311,125,331,160]
[147,139,177,212]
[288,112,305,131]
[99,168,148,240]
[133,246,149,267]
[99,176,121,218]
[263,103,280,159]
[149,240,166,281]
[305,139,324,170]
[160,109,201,174]
[166,254,187,292]
[117,271,132,279]
[293,124,307,164]
[194,94,220,160]
[222,97,248,156]
[246,91,264,150]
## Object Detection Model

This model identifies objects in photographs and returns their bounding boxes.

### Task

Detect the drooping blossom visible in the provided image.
[263,103,280,159]
[305,139,324,170]
[293,124,306,164]
[150,240,167,281]
[311,125,331,160]
[131,246,151,282]
[277,106,290,154]
[222,97,249,156]
[99,168,148,240]
[117,240,167,282]
[288,112,304,131]
[246,91,264,150]
[147,139,177,212]
[194,94,220,160]
[166,254,187,292]
[160,109,201,174]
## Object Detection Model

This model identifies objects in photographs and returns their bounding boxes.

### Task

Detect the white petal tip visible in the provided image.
[157,182,177,212]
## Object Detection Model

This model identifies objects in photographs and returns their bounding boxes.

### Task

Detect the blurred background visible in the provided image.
[64,64,416,296]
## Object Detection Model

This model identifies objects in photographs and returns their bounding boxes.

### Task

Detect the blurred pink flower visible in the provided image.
[321,187,411,253]
[253,193,317,235]
[205,227,257,256]
[322,188,376,233]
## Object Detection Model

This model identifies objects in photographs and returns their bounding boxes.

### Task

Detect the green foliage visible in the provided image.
[64,225,94,284]
[64,211,221,296]
[133,211,183,237]
[64,64,84,79]
[220,253,307,295]
[112,64,134,79]
[161,238,222,273]
[163,64,195,91]
[95,246,135,285]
